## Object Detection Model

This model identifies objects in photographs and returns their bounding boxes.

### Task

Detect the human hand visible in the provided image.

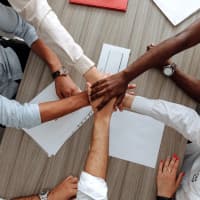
[48,176,78,200]
[118,92,135,111]
[157,154,185,198]
[87,82,115,118]
[147,44,172,67]
[90,72,130,110]
[55,75,81,99]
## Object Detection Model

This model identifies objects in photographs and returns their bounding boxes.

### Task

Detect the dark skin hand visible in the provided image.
[91,18,200,110]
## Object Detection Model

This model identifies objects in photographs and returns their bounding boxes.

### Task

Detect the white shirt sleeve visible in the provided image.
[0,95,41,129]
[8,0,95,75]
[77,172,108,200]
[131,96,200,145]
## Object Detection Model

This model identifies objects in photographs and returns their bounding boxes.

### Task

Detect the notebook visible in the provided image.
[69,0,129,12]
[24,44,131,157]
[153,0,200,26]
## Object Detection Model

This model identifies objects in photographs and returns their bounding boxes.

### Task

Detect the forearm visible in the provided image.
[31,39,62,73]
[13,196,39,200]
[84,115,110,179]
[171,67,200,102]
[124,19,200,82]
[9,0,96,76]
[84,66,103,84]
[39,91,89,122]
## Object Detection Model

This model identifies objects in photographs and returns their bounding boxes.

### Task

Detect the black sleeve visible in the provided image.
[157,196,173,200]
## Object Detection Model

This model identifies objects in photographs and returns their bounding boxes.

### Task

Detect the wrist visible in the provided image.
[124,94,135,109]
[157,196,173,200]
[157,191,173,198]
[94,113,111,123]
[121,69,132,84]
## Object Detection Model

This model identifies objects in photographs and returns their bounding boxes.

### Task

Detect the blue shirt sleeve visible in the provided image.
[0,3,38,46]
[0,95,41,129]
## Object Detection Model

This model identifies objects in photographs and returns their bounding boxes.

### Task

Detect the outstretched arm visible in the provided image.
[0,92,89,129]
[8,0,104,84]
[122,94,200,144]
[91,18,200,109]
[77,85,114,200]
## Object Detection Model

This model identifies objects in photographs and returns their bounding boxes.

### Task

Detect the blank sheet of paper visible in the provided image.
[153,0,200,26]
[110,111,164,168]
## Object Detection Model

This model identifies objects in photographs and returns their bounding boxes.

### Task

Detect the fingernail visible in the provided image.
[182,172,185,176]
[160,160,163,163]
[173,154,179,160]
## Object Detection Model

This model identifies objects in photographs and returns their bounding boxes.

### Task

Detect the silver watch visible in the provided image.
[39,191,49,200]
[163,63,176,77]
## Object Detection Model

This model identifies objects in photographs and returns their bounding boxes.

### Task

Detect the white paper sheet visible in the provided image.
[153,0,200,26]
[24,44,131,157]
[110,111,164,168]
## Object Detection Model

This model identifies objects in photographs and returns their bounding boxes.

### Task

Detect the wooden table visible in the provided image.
[0,0,200,199]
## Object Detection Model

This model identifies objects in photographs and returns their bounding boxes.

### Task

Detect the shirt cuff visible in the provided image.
[75,55,95,75]
[78,172,108,200]
[131,96,154,116]
[22,103,41,129]
[23,25,39,47]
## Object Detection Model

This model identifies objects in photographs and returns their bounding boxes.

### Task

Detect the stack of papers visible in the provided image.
[153,0,200,26]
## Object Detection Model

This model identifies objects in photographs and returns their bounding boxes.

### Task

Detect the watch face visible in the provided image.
[163,67,173,76]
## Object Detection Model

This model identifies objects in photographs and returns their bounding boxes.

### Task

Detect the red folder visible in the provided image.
[69,0,129,12]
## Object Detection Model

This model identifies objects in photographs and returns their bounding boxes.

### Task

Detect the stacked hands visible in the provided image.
[89,43,171,111]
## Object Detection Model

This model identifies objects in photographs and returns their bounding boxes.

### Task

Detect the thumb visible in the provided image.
[175,172,185,189]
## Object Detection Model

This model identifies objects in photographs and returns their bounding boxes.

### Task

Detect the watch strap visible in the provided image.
[52,66,68,79]
[157,196,173,200]
[39,191,49,200]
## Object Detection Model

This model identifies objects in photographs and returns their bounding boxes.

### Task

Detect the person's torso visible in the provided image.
[0,44,22,98]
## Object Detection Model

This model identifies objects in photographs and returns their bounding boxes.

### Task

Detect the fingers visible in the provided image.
[114,94,125,108]
[91,79,106,89]
[97,96,111,111]
[158,160,164,175]
[176,172,185,189]
[163,156,171,173]
[168,154,178,173]
[56,91,65,99]
[91,89,107,101]
[128,84,136,90]
[91,84,108,95]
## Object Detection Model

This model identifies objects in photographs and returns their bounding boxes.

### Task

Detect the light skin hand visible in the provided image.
[55,75,80,98]
[48,176,78,200]
[31,39,80,99]
[14,176,78,200]
[157,155,185,198]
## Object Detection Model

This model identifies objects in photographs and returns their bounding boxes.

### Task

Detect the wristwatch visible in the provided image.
[52,66,69,79]
[39,191,49,200]
[163,63,176,77]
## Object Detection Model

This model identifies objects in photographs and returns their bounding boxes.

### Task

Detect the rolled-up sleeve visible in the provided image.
[77,172,108,200]
[8,0,95,75]
[0,95,41,129]
[0,2,38,47]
